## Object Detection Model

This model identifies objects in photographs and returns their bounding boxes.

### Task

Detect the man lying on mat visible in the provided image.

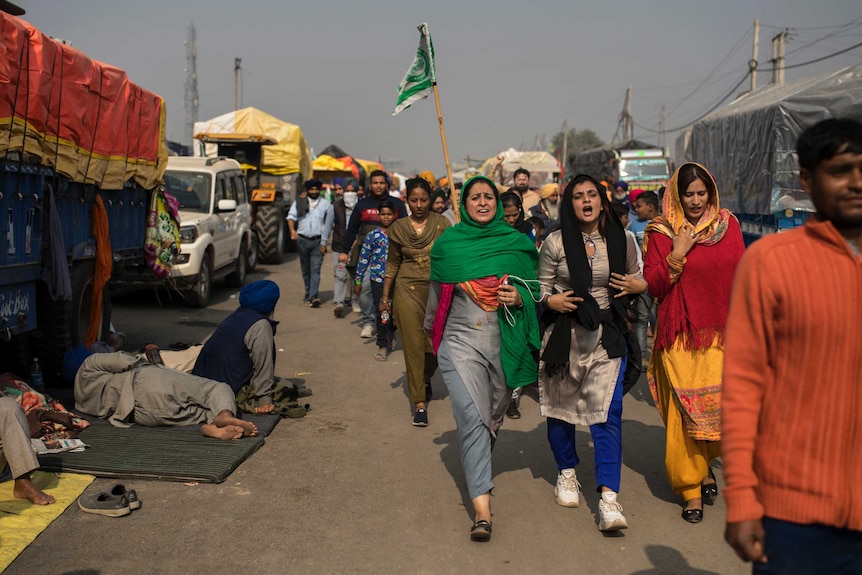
[70,351,258,441]
[0,397,55,504]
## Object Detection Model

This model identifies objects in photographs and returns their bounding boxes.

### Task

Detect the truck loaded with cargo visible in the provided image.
[567,139,673,193]
[685,62,862,245]
[0,12,169,383]
[193,107,313,264]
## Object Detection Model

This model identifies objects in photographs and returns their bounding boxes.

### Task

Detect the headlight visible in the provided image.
[179,225,198,243]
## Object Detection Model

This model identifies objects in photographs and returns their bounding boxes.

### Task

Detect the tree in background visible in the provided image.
[550,128,604,156]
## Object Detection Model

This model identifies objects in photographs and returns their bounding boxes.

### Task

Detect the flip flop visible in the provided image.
[284,403,310,418]
[375,351,388,361]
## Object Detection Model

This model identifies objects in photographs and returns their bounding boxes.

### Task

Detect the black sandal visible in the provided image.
[682,508,703,523]
[702,468,718,506]
[470,520,492,542]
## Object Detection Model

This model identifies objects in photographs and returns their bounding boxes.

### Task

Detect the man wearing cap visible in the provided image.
[193,280,309,413]
[288,178,334,307]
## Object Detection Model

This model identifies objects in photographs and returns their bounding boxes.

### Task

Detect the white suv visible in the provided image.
[163,157,256,307]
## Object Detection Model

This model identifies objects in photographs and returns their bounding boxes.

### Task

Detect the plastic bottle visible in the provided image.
[381,310,390,325]
[30,358,44,393]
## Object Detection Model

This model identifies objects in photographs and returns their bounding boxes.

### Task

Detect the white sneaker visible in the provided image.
[351,302,361,314]
[597,491,628,531]
[360,325,374,338]
[554,469,581,507]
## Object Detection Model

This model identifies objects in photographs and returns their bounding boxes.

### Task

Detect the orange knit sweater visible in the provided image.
[722,218,862,528]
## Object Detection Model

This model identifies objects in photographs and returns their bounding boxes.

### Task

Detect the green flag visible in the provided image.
[392,23,436,116]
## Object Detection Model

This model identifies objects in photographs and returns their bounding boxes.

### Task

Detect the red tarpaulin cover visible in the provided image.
[0,13,167,190]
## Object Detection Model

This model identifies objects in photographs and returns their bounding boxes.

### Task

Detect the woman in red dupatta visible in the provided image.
[643,162,744,523]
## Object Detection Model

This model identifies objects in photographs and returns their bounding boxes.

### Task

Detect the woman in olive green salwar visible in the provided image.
[381,178,450,427]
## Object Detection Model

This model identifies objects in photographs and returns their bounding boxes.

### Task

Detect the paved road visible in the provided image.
[9,254,748,575]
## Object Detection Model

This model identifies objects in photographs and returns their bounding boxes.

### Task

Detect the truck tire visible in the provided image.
[255,200,285,265]
[225,242,247,287]
[186,253,213,308]
[68,259,112,348]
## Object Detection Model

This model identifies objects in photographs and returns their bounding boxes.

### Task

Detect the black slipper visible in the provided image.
[470,520,492,542]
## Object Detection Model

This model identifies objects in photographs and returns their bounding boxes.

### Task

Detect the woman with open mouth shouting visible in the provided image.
[537,174,646,532]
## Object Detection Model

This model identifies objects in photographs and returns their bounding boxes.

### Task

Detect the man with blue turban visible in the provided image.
[193,280,311,413]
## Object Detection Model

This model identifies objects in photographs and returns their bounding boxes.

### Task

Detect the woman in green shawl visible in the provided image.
[425,175,541,542]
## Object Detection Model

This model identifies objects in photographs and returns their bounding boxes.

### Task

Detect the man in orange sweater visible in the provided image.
[722,118,862,572]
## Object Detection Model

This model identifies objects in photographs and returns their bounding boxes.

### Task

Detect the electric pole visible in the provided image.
[624,86,633,141]
[778,31,786,85]
[561,119,569,179]
[234,57,242,110]
[750,19,759,91]
[658,105,666,149]
[183,23,198,151]
[771,30,787,85]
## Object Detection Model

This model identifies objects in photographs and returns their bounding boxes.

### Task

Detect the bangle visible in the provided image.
[381,298,390,304]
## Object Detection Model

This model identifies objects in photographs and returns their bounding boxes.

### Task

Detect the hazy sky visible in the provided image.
[19,0,862,174]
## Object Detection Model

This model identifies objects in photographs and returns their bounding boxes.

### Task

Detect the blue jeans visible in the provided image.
[547,356,625,492]
[370,280,396,348]
[753,517,862,574]
[297,236,324,300]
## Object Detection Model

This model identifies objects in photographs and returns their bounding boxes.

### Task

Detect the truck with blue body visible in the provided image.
[685,63,862,245]
[0,12,168,382]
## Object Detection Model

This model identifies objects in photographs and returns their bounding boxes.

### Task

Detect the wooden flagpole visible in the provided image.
[432,82,459,222]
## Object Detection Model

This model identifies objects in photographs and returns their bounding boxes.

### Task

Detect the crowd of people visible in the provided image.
[2,119,859,572]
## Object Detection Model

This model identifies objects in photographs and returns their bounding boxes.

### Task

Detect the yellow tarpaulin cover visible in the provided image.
[194,107,312,180]
[355,158,384,175]
[0,472,95,571]
[312,155,347,172]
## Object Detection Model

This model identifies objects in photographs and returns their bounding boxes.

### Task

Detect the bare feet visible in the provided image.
[13,476,55,505]
[213,411,259,437]
[254,403,275,415]
[201,423,244,440]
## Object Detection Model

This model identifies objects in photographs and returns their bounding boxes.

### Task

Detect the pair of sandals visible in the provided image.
[682,468,718,523]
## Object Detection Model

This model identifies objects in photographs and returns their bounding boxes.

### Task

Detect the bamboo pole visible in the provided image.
[432,83,459,222]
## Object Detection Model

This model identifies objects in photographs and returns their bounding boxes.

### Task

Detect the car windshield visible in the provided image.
[619,158,670,181]
[164,171,211,213]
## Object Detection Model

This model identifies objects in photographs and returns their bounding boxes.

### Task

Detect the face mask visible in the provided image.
[343,191,358,209]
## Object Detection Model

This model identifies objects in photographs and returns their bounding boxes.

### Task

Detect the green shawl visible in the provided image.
[430,176,540,389]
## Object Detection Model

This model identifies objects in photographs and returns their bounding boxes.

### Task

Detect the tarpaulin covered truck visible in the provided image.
[194,107,312,264]
[686,62,862,245]
[568,140,672,192]
[0,13,168,381]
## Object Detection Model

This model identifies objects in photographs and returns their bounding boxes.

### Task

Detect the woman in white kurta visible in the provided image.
[538,174,645,532]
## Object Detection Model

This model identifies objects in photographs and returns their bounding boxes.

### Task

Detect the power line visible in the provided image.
[763,39,862,71]
[786,16,862,56]
[666,27,751,117]
[760,19,862,31]
[633,72,750,134]
[635,39,862,135]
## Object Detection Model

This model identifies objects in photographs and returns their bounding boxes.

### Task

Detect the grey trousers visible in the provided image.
[438,345,494,500]
[0,396,39,479]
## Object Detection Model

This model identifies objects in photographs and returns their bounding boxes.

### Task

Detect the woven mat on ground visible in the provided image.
[36,425,265,484]
[0,472,95,572]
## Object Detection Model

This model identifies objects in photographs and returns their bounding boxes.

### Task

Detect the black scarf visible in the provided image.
[541,180,629,375]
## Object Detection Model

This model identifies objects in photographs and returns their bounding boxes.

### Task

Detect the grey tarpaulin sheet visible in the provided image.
[686,62,862,215]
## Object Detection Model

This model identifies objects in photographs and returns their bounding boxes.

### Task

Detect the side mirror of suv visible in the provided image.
[216,199,237,212]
